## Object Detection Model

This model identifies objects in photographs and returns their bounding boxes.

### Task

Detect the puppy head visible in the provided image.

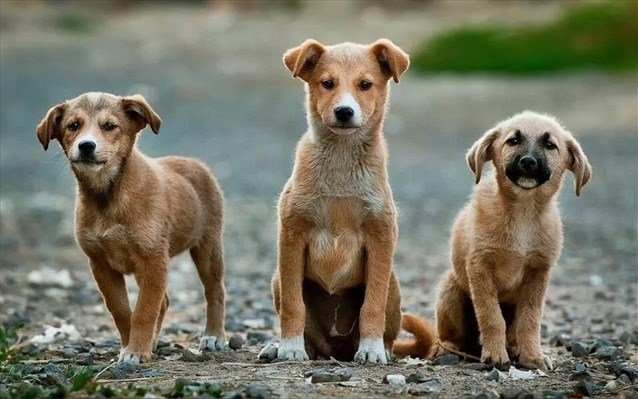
[283,39,409,135]
[467,111,592,196]
[36,92,161,178]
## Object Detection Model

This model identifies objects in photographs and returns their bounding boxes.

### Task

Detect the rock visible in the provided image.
[573,363,587,373]
[406,372,425,383]
[485,368,500,382]
[141,368,164,378]
[229,334,244,350]
[593,346,623,360]
[179,348,211,362]
[570,341,589,357]
[573,380,600,396]
[257,342,278,362]
[76,353,94,365]
[591,338,615,352]
[569,370,591,382]
[245,384,270,399]
[156,339,170,349]
[158,346,181,356]
[384,374,406,386]
[110,362,136,379]
[407,379,443,395]
[43,363,65,385]
[222,391,243,399]
[247,331,271,343]
[433,353,460,366]
[619,374,631,384]
[308,368,353,384]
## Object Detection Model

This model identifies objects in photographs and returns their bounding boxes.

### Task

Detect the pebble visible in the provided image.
[408,379,442,394]
[158,346,181,356]
[593,346,623,360]
[573,363,587,373]
[109,362,136,379]
[574,380,600,396]
[569,370,591,382]
[406,372,425,383]
[179,348,211,362]
[309,368,353,383]
[141,368,164,378]
[245,384,270,399]
[433,353,460,366]
[229,334,244,350]
[76,353,94,365]
[570,341,589,357]
[257,342,278,362]
[247,331,271,343]
[222,391,243,399]
[384,374,406,386]
[485,369,500,382]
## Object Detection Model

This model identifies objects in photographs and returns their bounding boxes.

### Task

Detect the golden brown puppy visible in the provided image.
[262,39,411,364]
[36,92,226,364]
[406,111,591,370]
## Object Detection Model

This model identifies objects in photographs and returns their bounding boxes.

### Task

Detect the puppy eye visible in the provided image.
[359,80,372,91]
[321,80,334,90]
[506,137,519,146]
[104,122,118,131]
[544,139,557,150]
[67,121,80,132]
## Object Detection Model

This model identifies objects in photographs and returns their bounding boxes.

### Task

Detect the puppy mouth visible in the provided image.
[71,159,107,166]
[327,124,360,134]
[515,177,540,189]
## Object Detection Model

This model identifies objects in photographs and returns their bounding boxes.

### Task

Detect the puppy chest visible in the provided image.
[79,225,139,274]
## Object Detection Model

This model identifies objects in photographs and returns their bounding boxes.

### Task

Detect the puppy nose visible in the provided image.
[334,106,354,122]
[78,140,96,155]
[518,156,538,172]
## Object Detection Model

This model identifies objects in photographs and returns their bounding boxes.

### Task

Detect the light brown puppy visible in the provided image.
[264,39,412,364]
[402,111,591,370]
[36,92,227,364]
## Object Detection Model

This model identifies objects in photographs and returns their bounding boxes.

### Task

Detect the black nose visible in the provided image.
[334,106,354,123]
[78,140,96,155]
[518,156,538,172]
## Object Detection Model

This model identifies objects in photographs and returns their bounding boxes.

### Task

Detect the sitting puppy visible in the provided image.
[264,39,413,364]
[36,92,227,363]
[427,111,592,370]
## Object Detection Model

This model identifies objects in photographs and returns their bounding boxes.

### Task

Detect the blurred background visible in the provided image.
[0,0,636,362]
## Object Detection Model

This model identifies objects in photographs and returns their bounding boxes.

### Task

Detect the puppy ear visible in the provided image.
[466,128,499,184]
[566,137,592,196]
[283,39,326,82]
[122,94,161,134]
[36,103,67,151]
[370,39,410,83]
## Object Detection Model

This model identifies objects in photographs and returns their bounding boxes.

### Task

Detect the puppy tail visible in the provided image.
[392,313,435,359]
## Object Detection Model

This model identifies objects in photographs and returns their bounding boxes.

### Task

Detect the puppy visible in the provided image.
[425,111,592,370]
[264,39,415,364]
[36,92,227,363]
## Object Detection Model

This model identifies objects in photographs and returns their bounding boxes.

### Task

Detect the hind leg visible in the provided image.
[191,235,227,351]
[431,271,467,357]
[384,273,401,355]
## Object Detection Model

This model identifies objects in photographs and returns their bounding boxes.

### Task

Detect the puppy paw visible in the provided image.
[277,336,309,361]
[519,351,553,372]
[354,338,388,364]
[481,346,510,370]
[118,349,151,364]
[199,335,224,351]
[429,340,459,358]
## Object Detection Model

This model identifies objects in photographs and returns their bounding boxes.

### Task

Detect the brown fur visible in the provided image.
[36,92,227,363]
[269,39,410,363]
[430,111,592,370]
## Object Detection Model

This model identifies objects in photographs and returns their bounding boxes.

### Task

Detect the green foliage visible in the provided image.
[412,1,638,74]
[0,324,22,364]
[55,14,100,34]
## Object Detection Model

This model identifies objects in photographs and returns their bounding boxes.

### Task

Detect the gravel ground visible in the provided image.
[0,2,637,398]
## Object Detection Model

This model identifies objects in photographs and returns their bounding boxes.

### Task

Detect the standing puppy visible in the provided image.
[36,92,227,363]
[430,111,592,370]
[267,39,409,363]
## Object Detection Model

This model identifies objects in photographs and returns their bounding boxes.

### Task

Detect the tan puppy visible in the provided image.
[264,39,411,364]
[36,92,227,364]
[409,111,591,370]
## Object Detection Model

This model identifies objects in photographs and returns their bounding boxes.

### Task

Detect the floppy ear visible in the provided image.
[36,103,68,151]
[283,39,326,82]
[121,94,161,134]
[566,137,592,196]
[370,39,410,83]
[466,128,500,184]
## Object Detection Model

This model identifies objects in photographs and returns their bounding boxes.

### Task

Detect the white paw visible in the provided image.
[277,336,309,361]
[199,335,224,351]
[354,338,387,364]
[118,351,142,365]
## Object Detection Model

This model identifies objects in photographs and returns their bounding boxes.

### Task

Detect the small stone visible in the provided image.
[222,391,243,399]
[179,348,211,362]
[593,346,623,360]
[569,370,591,382]
[384,374,406,386]
[485,368,500,382]
[76,353,94,365]
[247,331,271,343]
[229,334,244,350]
[110,362,136,379]
[573,363,587,373]
[257,342,278,362]
[406,372,425,383]
[156,339,170,349]
[591,338,615,352]
[141,368,164,378]
[158,346,180,356]
[570,341,589,357]
[310,368,353,384]
[574,380,598,396]
[245,384,270,399]
[248,338,259,346]
[619,374,631,384]
[433,353,460,366]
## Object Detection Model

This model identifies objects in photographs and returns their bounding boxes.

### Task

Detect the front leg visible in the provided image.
[276,223,309,361]
[467,256,510,368]
[355,218,396,364]
[120,255,169,364]
[515,267,552,371]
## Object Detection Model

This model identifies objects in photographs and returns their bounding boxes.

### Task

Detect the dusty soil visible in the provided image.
[0,2,637,398]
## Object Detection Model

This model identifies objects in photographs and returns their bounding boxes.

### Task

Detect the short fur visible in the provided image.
[426,111,592,370]
[36,92,227,363]
[266,39,411,364]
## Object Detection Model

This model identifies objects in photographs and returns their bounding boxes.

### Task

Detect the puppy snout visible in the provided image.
[518,156,538,172]
[334,106,354,123]
[78,140,96,156]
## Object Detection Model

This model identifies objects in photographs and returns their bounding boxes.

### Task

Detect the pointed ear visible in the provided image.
[283,39,326,82]
[370,39,410,83]
[566,137,592,196]
[466,128,500,184]
[36,103,68,151]
[121,94,161,134]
